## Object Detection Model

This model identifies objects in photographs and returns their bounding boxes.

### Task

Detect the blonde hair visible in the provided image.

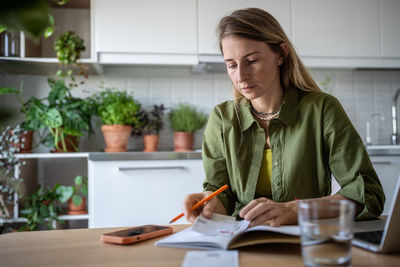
[217,8,320,102]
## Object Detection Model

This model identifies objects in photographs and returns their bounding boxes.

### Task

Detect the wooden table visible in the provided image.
[1,225,400,267]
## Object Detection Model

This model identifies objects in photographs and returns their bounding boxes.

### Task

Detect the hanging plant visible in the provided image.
[54,30,87,86]
[54,31,85,65]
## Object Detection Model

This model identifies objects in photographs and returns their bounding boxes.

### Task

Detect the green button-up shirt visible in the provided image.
[202,87,385,220]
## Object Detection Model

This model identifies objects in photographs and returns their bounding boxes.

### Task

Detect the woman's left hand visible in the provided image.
[239,197,298,227]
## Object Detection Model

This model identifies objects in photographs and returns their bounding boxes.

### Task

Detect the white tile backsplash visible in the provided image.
[1,67,400,151]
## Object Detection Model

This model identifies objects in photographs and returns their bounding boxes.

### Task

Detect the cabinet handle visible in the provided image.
[372,161,392,165]
[118,166,186,171]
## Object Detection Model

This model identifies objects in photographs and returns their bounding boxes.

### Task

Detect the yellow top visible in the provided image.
[255,148,272,198]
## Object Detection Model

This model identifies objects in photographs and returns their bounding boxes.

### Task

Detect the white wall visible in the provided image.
[1,66,400,152]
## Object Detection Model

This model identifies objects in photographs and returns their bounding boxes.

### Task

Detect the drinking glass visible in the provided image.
[298,199,355,267]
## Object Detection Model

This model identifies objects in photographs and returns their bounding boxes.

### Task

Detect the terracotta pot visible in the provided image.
[52,135,80,153]
[68,197,86,215]
[10,130,33,153]
[101,125,133,152]
[173,132,194,152]
[143,134,159,152]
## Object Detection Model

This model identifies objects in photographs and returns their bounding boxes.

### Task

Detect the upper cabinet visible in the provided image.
[381,0,400,58]
[198,0,291,58]
[92,0,198,65]
[292,0,400,68]
[292,0,380,58]
[1,0,400,70]
[197,0,400,68]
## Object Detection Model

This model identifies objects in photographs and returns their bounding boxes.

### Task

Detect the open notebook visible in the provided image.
[155,214,300,250]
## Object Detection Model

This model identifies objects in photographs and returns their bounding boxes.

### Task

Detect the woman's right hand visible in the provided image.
[183,191,227,223]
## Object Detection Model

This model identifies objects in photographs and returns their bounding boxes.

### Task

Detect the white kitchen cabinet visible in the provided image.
[198,0,291,58]
[292,0,380,58]
[92,0,198,65]
[381,0,400,58]
[370,156,400,215]
[197,0,400,68]
[88,159,205,228]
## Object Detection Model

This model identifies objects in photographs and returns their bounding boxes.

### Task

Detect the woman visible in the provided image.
[183,8,385,227]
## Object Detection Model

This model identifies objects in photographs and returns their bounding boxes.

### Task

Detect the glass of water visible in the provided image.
[298,199,355,267]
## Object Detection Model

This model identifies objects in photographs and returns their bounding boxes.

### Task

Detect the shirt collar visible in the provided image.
[237,87,299,132]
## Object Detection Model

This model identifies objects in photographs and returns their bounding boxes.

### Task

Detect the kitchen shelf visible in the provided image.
[0,57,103,76]
[0,152,89,160]
[14,152,89,159]
[367,145,400,156]
[1,151,203,160]
[0,214,89,224]
[58,214,89,221]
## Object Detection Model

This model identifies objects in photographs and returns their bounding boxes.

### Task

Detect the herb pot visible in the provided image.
[101,125,133,152]
[10,130,33,153]
[68,197,86,215]
[143,134,160,152]
[173,132,194,152]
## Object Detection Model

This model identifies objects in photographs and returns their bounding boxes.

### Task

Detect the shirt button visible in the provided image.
[276,181,281,186]
[274,143,279,149]
[273,161,279,166]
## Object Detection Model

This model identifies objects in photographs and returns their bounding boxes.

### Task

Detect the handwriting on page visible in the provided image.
[192,214,249,236]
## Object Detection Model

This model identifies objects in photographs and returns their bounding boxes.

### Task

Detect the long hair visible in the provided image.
[217,8,320,102]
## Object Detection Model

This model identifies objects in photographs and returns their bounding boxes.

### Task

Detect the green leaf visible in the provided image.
[169,103,207,133]
[44,26,54,39]
[0,87,20,95]
[39,204,49,218]
[56,185,73,203]
[80,186,88,197]
[0,0,52,40]
[45,109,63,128]
[48,79,68,105]
[74,175,83,185]
[0,25,5,34]
[72,195,83,206]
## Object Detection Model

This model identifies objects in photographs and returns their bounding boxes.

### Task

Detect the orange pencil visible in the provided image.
[169,184,229,224]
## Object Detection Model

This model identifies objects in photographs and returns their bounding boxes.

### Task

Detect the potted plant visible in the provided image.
[19,184,62,231]
[54,30,87,83]
[134,104,166,152]
[0,125,25,223]
[57,175,88,215]
[21,78,97,152]
[0,86,41,153]
[169,103,207,152]
[94,88,141,152]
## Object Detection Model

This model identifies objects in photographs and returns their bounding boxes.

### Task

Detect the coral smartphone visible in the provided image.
[101,225,173,245]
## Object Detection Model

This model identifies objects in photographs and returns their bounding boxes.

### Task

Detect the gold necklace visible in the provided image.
[251,109,280,121]
[250,105,280,116]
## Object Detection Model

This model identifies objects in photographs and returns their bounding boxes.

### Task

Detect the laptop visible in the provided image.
[352,177,400,253]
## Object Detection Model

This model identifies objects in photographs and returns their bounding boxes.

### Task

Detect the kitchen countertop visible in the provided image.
[8,151,202,160]
[10,146,400,161]
[366,145,400,156]
[88,151,202,161]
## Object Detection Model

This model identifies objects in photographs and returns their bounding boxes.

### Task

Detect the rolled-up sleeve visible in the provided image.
[322,96,385,220]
